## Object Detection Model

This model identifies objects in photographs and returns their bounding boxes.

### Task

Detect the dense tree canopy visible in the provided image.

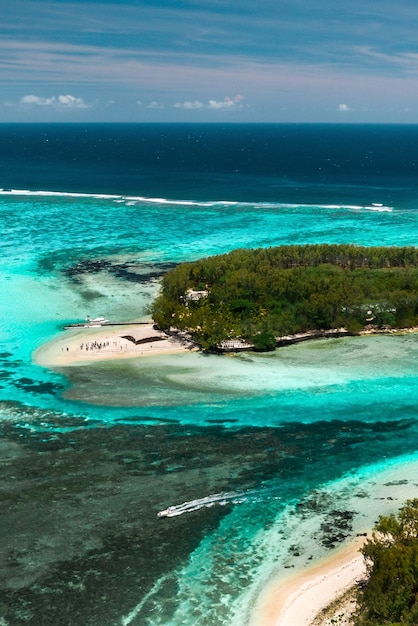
[151,244,418,350]
[354,499,418,625]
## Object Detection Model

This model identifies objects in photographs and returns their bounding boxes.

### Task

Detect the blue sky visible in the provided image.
[2,0,418,122]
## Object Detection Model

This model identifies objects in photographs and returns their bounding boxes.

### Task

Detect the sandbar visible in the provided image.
[251,536,367,626]
[34,323,196,367]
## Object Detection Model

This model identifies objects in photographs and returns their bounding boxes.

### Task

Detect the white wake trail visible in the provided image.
[157,487,276,518]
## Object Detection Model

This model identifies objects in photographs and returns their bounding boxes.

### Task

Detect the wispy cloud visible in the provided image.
[3,1,418,121]
[358,46,418,74]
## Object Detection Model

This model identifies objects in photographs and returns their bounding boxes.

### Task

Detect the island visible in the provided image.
[34,243,418,368]
[151,243,418,351]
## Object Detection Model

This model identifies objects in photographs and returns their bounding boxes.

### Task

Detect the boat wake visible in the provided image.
[157,487,277,518]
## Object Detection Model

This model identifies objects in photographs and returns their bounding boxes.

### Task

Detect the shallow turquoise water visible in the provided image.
[2,124,418,624]
[0,193,416,406]
[1,192,417,423]
[1,190,418,624]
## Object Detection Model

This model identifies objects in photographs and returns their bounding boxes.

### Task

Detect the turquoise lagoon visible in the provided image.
[1,124,418,625]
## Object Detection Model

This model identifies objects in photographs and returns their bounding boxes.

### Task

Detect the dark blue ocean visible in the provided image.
[3,123,418,204]
[1,124,418,625]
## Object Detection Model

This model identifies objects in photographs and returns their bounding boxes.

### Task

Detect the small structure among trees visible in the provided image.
[184,288,208,304]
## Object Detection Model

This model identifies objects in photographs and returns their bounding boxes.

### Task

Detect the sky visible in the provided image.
[2,0,418,123]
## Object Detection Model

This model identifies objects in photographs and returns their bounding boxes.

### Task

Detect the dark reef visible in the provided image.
[0,410,417,625]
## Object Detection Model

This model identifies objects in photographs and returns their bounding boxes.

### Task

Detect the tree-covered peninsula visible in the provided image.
[151,244,418,351]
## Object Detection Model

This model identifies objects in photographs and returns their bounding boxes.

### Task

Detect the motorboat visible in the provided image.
[64,316,110,329]
[85,316,109,326]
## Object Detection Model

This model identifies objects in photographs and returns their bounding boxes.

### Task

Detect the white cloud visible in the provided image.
[57,94,88,108]
[147,100,164,109]
[338,103,350,111]
[208,97,234,110]
[19,94,90,109]
[21,95,56,106]
[174,100,204,109]
[174,95,245,111]
[208,94,245,110]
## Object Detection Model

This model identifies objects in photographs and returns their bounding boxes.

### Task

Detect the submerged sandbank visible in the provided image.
[34,323,196,367]
[251,537,367,626]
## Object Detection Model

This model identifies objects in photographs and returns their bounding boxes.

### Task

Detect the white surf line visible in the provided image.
[157,487,278,518]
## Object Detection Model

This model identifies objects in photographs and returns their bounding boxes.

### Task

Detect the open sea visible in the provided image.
[1,123,418,625]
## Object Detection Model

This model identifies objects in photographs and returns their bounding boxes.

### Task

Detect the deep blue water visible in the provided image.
[1,124,418,625]
[2,123,418,203]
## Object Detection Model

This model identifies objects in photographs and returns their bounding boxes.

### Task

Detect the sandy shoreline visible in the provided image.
[34,321,418,369]
[34,323,196,367]
[251,536,368,626]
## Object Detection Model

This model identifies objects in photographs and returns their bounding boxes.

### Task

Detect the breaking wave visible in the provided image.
[0,188,393,212]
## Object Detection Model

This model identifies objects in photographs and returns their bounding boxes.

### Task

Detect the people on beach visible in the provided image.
[34,323,195,367]
[79,340,113,351]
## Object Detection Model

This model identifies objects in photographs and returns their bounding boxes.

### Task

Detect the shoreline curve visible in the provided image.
[250,536,368,626]
[33,322,197,367]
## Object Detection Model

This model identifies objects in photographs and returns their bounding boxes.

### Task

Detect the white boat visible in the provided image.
[64,316,110,329]
[85,316,109,326]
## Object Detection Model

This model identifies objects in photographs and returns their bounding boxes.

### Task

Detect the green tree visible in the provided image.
[150,245,418,350]
[354,499,418,626]
[251,331,277,351]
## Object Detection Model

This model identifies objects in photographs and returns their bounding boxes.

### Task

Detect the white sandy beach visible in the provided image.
[252,537,367,626]
[34,322,196,367]
[250,457,418,626]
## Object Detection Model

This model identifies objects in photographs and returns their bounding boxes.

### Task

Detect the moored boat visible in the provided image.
[64,315,110,329]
